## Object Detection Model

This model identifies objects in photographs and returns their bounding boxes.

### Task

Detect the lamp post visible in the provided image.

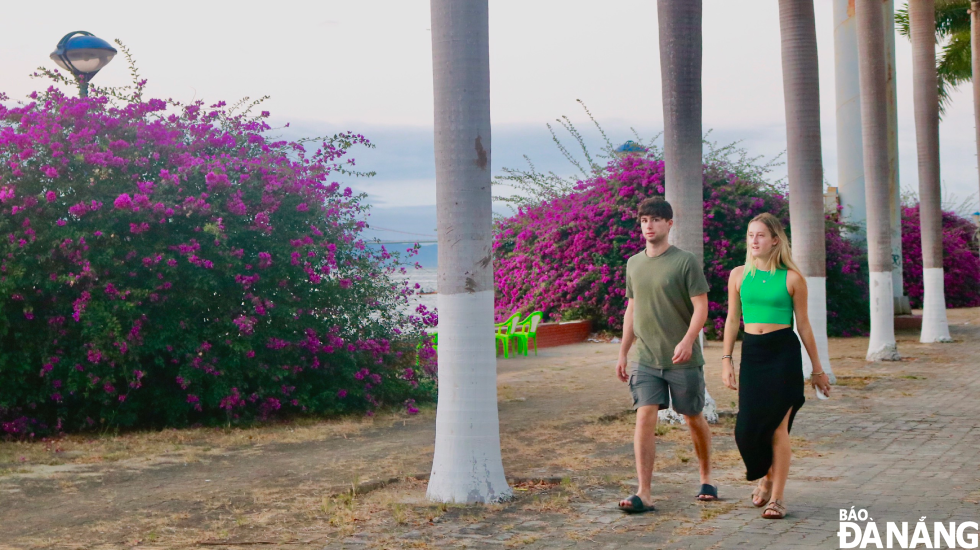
[49,31,117,97]
[973,212,980,256]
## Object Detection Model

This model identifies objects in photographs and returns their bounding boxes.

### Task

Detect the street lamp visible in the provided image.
[49,31,117,97]
[614,140,648,157]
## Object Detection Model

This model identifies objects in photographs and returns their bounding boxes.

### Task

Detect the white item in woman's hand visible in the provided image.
[814,386,828,400]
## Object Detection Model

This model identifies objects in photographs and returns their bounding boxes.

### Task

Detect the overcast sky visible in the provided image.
[1,0,977,239]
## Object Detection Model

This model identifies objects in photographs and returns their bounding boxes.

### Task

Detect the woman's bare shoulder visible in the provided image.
[786,269,806,285]
[729,265,745,286]
[785,269,807,295]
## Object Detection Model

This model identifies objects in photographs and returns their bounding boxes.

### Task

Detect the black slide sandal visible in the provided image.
[696,483,718,501]
[618,495,656,514]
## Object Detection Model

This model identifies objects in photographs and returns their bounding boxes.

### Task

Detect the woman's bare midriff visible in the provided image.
[744,323,792,335]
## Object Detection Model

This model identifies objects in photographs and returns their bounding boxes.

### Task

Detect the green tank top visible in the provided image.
[740,268,794,325]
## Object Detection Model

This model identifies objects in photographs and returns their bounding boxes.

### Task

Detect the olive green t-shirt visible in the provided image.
[625,246,709,372]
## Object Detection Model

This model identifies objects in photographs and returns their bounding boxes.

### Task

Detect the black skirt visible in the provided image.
[734,327,806,481]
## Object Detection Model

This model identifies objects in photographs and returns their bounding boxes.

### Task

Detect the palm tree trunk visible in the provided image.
[834,0,909,313]
[884,0,911,316]
[911,0,953,343]
[778,0,835,382]
[972,1,980,220]
[856,0,901,361]
[427,0,511,503]
[656,0,718,425]
[658,0,703,264]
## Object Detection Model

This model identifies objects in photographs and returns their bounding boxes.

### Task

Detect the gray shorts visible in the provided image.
[629,365,706,417]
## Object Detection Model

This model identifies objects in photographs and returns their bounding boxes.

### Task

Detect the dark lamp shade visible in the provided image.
[50,34,117,77]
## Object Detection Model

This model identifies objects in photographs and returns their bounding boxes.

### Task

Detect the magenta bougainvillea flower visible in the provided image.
[0,73,435,437]
[493,155,872,339]
[901,205,980,309]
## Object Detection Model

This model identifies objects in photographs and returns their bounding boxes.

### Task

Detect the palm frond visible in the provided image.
[896,1,970,39]
[934,0,971,37]
[896,5,911,38]
[898,1,972,117]
[938,30,974,85]
[937,30,973,115]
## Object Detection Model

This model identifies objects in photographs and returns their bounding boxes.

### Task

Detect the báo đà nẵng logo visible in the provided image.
[838,508,979,548]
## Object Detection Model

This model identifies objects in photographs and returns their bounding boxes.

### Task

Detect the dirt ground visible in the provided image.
[2,308,978,549]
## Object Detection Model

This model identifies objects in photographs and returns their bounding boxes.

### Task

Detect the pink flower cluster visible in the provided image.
[901,205,980,309]
[493,154,871,338]
[0,76,433,436]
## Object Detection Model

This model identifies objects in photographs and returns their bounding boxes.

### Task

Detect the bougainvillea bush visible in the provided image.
[901,204,980,308]
[0,75,435,437]
[493,154,870,339]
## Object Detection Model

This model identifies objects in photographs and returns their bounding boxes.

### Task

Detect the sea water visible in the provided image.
[405,266,438,313]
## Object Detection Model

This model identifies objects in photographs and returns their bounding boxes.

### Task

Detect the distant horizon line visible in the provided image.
[372,240,437,244]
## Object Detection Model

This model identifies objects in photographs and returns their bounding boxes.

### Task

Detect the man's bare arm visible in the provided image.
[616,300,635,382]
[672,293,708,364]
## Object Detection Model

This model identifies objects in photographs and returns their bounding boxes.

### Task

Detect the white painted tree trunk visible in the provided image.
[867,272,900,359]
[660,388,719,425]
[797,277,836,383]
[778,0,834,383]
[909,0,953,344]
[427,0,511,504]
[428,293,510,502]
[920,269,952,342]
[857,0,900,362]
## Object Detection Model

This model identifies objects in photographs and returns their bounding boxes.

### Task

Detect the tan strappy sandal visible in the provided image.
[763,499,786,519]
[750,479,772,507]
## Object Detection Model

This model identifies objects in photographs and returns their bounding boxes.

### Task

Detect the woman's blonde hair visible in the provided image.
[743,213,801,277]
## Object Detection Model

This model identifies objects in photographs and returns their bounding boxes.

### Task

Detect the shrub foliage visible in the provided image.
[493,155,870,338]
[901,204,980,308]
[0,73,434,437]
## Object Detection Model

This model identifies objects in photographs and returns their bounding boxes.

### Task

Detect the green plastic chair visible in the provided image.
[495,313,521,358]
[510,311,543,356]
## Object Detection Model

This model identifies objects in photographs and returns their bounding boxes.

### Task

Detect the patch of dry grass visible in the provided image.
[498,384,518,402]
[566,529,599,542]
[500,419,626,473]
[790,435,822,458]
[0,411,427,472]
[711,448,743,467]
[323,492,358,534]
[505,534,541,548]
[12,475,446,549]
[522,493,573,514]
[834,375,882,388]
[657,424,688,441]
[698,501,738,521]
[584,417,634,444]
[674,523,719,536]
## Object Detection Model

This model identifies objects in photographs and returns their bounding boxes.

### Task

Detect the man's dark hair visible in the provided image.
[637,197,673,221]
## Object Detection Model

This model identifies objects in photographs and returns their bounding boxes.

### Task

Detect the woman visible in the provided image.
[721,213,832,519]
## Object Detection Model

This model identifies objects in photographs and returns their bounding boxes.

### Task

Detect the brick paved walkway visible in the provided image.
[653,335,980,550]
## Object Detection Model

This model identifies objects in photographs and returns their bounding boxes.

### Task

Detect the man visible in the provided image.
[617,197,716,513]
